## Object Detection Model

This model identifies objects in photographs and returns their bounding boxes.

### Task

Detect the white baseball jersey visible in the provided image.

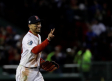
[20,31,41,67]
[16,31,44,81]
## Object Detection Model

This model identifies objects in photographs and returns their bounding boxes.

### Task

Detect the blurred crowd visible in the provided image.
[0,25,24,65]
[0,0,112,74]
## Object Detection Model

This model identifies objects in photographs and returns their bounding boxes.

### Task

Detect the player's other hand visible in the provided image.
[47,28,55,41]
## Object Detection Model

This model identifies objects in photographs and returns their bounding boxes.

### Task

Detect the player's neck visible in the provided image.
[29,30,38,36]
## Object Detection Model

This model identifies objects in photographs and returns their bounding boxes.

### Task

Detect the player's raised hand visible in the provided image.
[47,28,55,41]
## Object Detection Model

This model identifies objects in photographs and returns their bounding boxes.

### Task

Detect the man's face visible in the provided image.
[29,22,41,33]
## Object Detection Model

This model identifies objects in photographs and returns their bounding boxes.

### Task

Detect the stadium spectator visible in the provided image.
[91,18,106,36]
[74,43,92,81]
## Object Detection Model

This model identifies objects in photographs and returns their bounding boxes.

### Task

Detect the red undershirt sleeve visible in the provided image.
[31,38,49,54]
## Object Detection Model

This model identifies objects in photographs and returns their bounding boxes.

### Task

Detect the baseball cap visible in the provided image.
[28,15,41,24]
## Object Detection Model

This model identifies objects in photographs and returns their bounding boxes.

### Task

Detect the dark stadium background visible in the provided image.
[0,0,112,81]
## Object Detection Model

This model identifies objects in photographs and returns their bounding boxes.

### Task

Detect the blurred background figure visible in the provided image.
[90,18,106,37]
[74,43,92,81]
[65,47,75,64]
[46,45,66,73]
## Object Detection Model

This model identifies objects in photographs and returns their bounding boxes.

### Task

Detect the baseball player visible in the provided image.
[15,15,59,81]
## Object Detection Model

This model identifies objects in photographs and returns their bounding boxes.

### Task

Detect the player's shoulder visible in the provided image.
[23,32,33,41]
[38,34,41,38]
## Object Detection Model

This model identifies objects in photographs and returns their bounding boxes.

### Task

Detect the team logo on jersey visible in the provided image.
[27,40,33,45]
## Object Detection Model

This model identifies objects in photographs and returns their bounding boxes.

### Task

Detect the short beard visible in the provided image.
[36,32,41,34]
